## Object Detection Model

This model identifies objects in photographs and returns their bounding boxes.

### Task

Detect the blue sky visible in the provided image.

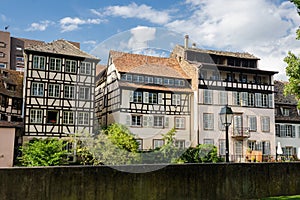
[1,0,300,80]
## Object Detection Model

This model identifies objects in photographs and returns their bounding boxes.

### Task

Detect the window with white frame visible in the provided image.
[175,140,185,148]
[78,112,89,125]
[63,111,74,125]
[219,139,226,155]
[131,91,142,103]
[143,115,153,127]
[232,92,240,105]
[240,92,248,106]
[204,139,214,144]
[248,116,257,131]
[80,62,91,75]
[49,58,61,71]
[30,109,43,123]
[219,91,227,105]
[153,139,164,149]
[79,87,90,100]
[204,89,213,104]
[149,92,157,104]
[248,93,255,106]
[276,124,295,137]
[48,84,60,98]
[65,59,77,73]
[33,55,45,69]
[153,116,163,127]
[175,79,185,86]
[283,146,295,157]
[154,77,163,85]
[283,108,290,116]
[0,52,4,58]
[0,63,6,68]
[31,82,44,96]
[262,94,268,107]
[64,85,75,99]
[131,115,142,126]
[172,94,181,106]
[255,93,262,107]
[164,78,174,85]
[235,141,243,156]
[268,94,273,108]
[136,139,143,150]
[261,116,270,132]
[145,76,153,84]
[175,117,185,129]
[203,113,214,130]
[133,75,144,83]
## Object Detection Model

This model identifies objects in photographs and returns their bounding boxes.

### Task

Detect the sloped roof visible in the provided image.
[0,69,23,98]
[274,80,298,105]
[25,39,99,60]
[176,45,259,59]
[110,50,190,79]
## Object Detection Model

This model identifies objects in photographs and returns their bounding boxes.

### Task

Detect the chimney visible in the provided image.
[184,35,189,49]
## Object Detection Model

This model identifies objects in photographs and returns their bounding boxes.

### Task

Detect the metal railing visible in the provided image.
[232,127,250,138]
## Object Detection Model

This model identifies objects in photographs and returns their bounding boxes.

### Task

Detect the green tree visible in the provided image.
[284,0,300,104]
[18,138,68,166]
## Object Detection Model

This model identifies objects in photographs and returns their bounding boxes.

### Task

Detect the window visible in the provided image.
[175,117,185,129]
[248,116,257,131]
[175,140,185,148]
[1,95,7,107]
[153,139,164,149]
[276,124,295,137]
[78,112,89,125]
[33,56,45,69]
[239,74,247,83]
[145,76,153,84]
[199,71,207,79]
[30,109,43,123]
[149,92,157,104]
[48,84,60,98]
[0,52,4,58]
[204,90,213,104]
[133,75,144,83]
[283,108,290,116]
[63,111,74,125]
[16,46,22,51]
[235,141,243,156]
[65,60,77,73]
[255,93,262,107]
[80,62,91,75]
[121,74,132,82]
[0,63,6,68]
[227,73,235,82]
[49,58,61,71]
[0,42,6,48]
[172,94,181,106]
[143,116,153,127]
[232,92,240,105]
[154,116,163,127]
[131,115,142,126]
[79,87,90,100]
[204,139,214,144]
[261,116,270,132]
[154,77,163,85]
[219,139,226,155]
[240,92,248,106]
[262,94,268,107]
[131,91,142,103]
[12,98,21,110]
[136,139,143,150]
[31,82,44,96]
[64,85,75,99]
[175,79,185,86]
[203,113,214,130]
[219,91,227,105]
[47,110,59,124]
[283,147,295,157]
[164,78,174,85]
[248,93,255,106]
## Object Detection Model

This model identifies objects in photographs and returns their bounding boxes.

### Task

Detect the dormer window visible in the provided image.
[7,84,16,91]
[283,108,290,116]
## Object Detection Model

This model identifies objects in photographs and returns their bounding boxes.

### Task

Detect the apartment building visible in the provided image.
[171,36,278,161]
[274,80,300,159]
[95,50,193,150]
[23,40,99,141]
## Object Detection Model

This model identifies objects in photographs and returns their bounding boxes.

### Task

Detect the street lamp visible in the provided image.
[219,105,233,162]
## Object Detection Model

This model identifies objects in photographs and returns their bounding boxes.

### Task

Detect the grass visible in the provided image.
[261,195,300,199]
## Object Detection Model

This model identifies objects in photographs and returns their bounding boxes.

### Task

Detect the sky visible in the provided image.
[1,0,300,80]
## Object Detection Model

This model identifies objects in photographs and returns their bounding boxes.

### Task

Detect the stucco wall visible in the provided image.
[0,128,15,167]
[0,163,300,200]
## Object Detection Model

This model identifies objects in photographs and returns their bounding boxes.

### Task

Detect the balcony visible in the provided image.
[232,127,250,139]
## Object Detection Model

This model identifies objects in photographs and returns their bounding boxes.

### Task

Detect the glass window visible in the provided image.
[153,116,164,127]
[80,62,91,75]
[175,79,185,86]
[64,85,75,99]
[154,77,163,85]
[48,84,60,98]
[204,90,213,104]
[133,75,144,83]
[153,139,164,149]
[175,117,185,129]
[164,78,174,85]
[131,115,142,126]
[172,94,181,106]
[145,76,153,84]
[175,140,185,148]
[219,139,226,155]
[49,58,61,71]
[203,113,214,130]
[63,111,74,125]
[79,87,90,100]
[204,139,214,144]
[31,82,44,96]
[136,139,143,150]
[219,91,227,105]
[232,92,240,106]
[78,112,89,125]
[248,116,257,131]
[133,91,142,103]
[30,109,43,123]
[261,116,270,132]
[47,110,59,124]
[65,60,77,73]
[149,92,158,104]
[33,56,45,69]
[248,93,255,106]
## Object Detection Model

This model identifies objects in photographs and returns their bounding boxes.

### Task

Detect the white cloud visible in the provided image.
[83,40,97,45]
[166,0,300,80]
[104,3,170,24]
[127,26,156,50]
[26,20,53,31]
[1,14,7,22]
[59,17,103,32]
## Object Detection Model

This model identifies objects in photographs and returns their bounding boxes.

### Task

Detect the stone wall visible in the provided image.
[0,163,299,200]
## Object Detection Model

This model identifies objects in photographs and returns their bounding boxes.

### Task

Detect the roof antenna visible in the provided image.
[4,25,9,31]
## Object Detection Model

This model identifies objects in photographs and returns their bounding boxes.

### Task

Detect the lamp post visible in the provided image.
[219,105,233,162]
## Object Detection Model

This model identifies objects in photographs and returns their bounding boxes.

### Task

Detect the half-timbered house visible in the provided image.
[96,51,193,150]
[23,40,100,141]
[274,80,300,160]
[171,36,278,162]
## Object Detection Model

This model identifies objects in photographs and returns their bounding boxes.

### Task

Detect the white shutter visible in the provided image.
[129,91,134,102]
[164,117,169,128]
[143,116,148,127]
[268,94,273,108]
[232,92,238,105]
[255,93,262,107]
[241,92,248,106]
[149,116,153,127]
[126,115,131,126]
[158,93,163,104]
[143,92,149,103]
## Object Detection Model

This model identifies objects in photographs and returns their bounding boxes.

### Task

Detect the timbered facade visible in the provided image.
[171,39,278,162]
[274,80,300,159]
[96,51,193,150]
[23,40,99,140]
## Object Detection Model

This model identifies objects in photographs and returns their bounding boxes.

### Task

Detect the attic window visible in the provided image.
[7,84,16,91]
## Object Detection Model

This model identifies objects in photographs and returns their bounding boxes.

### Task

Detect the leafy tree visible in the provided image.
[284,0,300,104]
[18,138,68,166]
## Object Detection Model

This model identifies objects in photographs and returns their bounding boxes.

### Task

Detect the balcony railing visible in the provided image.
[232,127,250,139]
